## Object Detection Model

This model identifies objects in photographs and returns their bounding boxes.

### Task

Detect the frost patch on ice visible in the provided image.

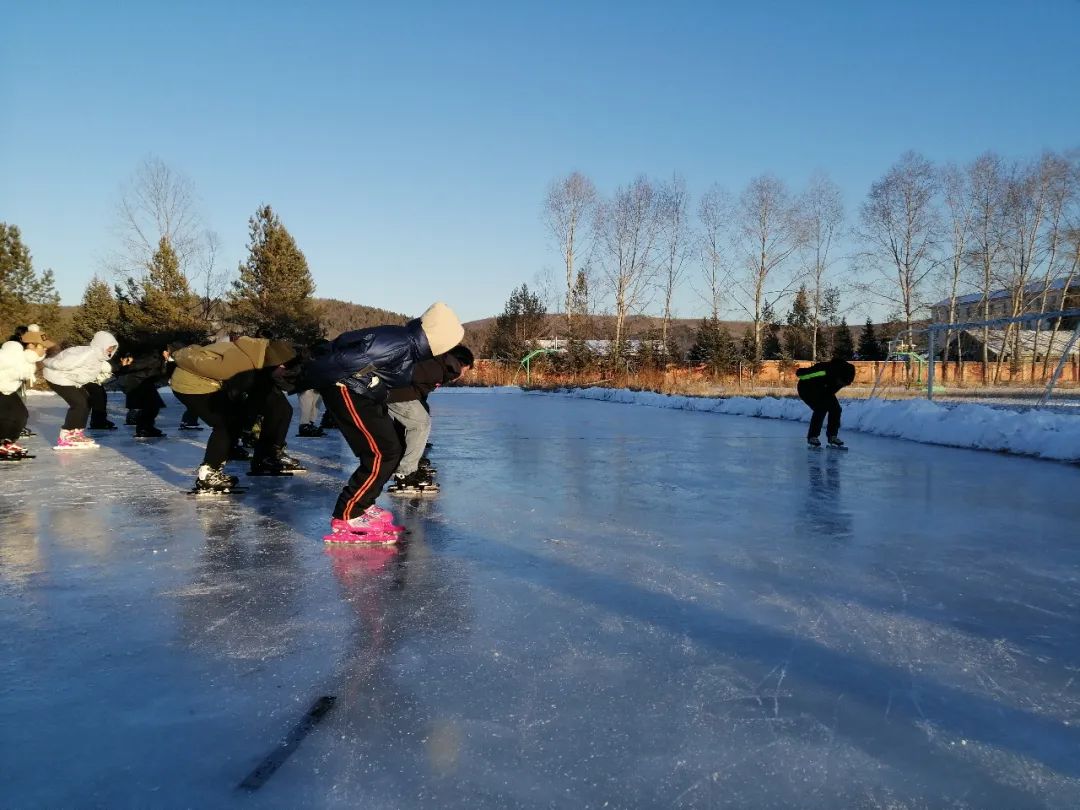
[541,387,1080,462]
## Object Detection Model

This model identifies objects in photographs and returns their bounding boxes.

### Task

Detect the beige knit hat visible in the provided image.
[419,302,464,356]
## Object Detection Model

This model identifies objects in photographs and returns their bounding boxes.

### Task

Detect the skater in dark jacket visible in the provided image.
[796,358,856,448]
[303,302,463,543]
[385,344,473,495]
[115,348,172,437]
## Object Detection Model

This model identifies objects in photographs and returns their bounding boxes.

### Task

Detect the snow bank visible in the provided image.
[541,387,1080,462]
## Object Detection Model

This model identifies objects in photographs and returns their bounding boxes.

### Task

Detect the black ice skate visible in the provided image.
[88,419,118,431]
[249,447,305,476]
[807,437,822,449]
[178,421,203,431]
[418,456,437,475]
[190,464,244,495]
[135,427,166,439]
[387,471,439,497]
[827,436,847,450]
[20,427,36,438]
[297,422,326,438]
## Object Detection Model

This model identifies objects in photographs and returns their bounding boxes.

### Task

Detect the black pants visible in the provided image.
[49,383,91,430]
[798,383,841,439]
[245,381,293,460]
[174,391,241,467]
[0,392,28,441]
[126,383,165,431]
[85,382,110,426]
[320,386,402,520]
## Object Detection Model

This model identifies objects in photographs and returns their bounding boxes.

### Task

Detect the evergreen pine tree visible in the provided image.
[739,326,763,374]
[229,205,321,343]
[485,284,547,361]
[857,318,883,360]
[832,317,855,360]
[117,237,204,346]
[0,223,61,337]
[783,286,813,360]
[761,302,783,360]
[70,277,120,344]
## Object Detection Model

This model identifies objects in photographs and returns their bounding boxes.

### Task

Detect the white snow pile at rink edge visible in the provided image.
[541,387,1080,462]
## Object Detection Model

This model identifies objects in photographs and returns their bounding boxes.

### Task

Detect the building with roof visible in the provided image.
[931,277,1076,324]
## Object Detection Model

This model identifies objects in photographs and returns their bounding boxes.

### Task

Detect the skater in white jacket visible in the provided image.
[0,340,44,459]
[42,331,118,450]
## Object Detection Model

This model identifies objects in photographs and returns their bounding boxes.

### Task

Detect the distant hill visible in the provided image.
[315,298,410,338]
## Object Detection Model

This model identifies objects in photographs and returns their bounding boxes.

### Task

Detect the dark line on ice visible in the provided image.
[237,695,337,791]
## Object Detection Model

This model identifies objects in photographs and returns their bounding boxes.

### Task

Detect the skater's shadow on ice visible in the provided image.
[444,526,1080,791]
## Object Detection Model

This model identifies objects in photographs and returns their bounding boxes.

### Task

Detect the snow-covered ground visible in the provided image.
[546,386,1080,462]
[2,389,1079,807]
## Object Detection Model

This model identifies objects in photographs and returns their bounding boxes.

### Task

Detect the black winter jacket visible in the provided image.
[795,359,856,394]
[116,354,168,394]
[386,353,465,405]
[303,320,432,402]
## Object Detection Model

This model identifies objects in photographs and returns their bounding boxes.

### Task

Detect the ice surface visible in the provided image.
[551,386,1080,462]
[2,389,1079,808]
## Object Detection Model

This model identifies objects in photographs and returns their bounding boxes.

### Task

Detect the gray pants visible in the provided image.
[298,389,322,425]
[386,399,431,476]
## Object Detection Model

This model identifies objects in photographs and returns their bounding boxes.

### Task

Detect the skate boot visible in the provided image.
[89,419,118,431]
[125,409,140,426]
[418,456,437,475]
[297,422,326,438]
[55,428,98,450]
[416,469,440,494]
[135,426,165,439]
[827,436,847,450]
[249,446,305,475]
[325,512,401,545]
[179,420,203,431]
[360,505,405,532]
[193,464,239,494]
[1,440,32,459]
[807,437,822,449]
[20,426,36,437]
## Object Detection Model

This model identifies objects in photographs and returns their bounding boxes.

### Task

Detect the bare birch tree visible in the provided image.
[543,172,597,340]
[109,156,203,280]
[939,163,975,368]
[656,173,691,352]
[732,174,804,359]
[697,184,732,320]
[595,176,662,365]
[967,152,1008,367]
[858,151,940,347]
[797,172,843,361]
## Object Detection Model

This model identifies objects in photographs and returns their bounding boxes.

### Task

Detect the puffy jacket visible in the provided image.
[170,337,269,395]
[303,320,432,401]
[795,359,856,394]
[0,341,41,396]
[386,352,465,404]
[42,331,117,388]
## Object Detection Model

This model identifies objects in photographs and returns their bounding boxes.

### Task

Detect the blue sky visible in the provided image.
[3,0,1079,323]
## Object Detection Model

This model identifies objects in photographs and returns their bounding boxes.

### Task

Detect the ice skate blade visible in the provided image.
[323,531,399,545]
[826,445,849,451]
[0,456,34,461]
[247,470,295,477]
[187,487,247,496]
[134,436,167,441]
[53,444,98,451]
[388,489,439,498]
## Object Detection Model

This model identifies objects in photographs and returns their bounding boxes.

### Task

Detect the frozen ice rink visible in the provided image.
[2,389,1079,808]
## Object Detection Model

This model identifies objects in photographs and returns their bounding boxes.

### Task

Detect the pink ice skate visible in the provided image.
[360,505,405,532]
[324,514,400,545]
[54,428,98,450]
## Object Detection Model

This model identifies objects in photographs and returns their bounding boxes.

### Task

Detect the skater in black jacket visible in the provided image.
[115,348,172,437]
[795,359,856,448]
